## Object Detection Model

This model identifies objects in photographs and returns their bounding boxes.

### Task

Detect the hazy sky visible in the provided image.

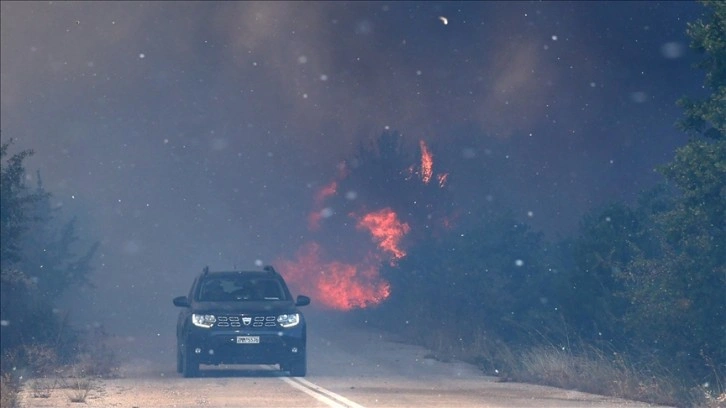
[1,1,705,331]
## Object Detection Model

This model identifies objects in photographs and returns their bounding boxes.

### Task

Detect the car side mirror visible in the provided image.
[173,295,190,307]
[295,295,311,307]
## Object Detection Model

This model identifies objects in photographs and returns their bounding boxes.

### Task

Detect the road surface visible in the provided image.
[18,310,667,407]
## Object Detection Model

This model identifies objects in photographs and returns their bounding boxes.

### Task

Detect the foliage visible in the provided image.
[374,210,564,350]
[676,1,726,139]
[565,203,642,344]
[1,372,20,408]
[632,0,725,382]
[561,186,674,348]
[565,0,726,393]
[18,176,99,298]
[332,130,455,242]
[356,3,725,406]
[619,140,726,378]
[0,140,105,388]
[0,142,42,267]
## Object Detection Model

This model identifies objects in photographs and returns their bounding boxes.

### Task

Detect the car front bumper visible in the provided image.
[182,325,306,366]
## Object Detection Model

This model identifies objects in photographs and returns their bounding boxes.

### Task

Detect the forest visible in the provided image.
[1,2,724,407]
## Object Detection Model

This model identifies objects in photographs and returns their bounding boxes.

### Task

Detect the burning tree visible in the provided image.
[277,130,456,310]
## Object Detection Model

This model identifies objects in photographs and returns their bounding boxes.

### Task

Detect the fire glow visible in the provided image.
[355,208,410,262]
[406,140,448,186]
[276,243,390,311]
[277,138,449,311]
[420,140,434,184]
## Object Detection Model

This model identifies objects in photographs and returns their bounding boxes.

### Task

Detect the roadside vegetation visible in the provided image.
[353,2,725,407]
[0,141,117,406]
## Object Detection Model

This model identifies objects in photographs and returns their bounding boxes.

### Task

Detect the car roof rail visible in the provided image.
[263,265,278,275]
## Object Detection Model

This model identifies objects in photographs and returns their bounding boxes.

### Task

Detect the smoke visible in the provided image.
[0,1,701,332]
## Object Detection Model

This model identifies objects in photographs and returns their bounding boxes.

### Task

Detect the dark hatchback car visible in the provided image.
[173,266,311,377]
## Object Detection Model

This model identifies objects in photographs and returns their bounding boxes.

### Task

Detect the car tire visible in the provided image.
[182,344,199,378]
[176,346,183,373]
[287,351,307,377]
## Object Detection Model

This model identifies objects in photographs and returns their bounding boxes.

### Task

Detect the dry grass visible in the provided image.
[73,325,121,378]
[59,366,97,403]
[1,327,119,405]
[28,377,58,398]
[1,373,20,408]
[511,346,684,405]
[410,327,725,408]
[694,386,726,408]
[23,344,58,377]
[357,312,726,407]
[1,344,60,406]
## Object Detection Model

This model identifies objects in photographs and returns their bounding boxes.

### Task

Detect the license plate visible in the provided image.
[236,336,260,344]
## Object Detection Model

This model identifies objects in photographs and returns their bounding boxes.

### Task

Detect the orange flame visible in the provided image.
[280,142,453,311]
[420,140,434,184]
[276,242,390,310]
[355,208,410,261]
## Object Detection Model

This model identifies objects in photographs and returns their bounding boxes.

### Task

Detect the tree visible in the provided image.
[0,142,42,267]
[18,175,98,298]
[565,203,647,345]
[376,210,563,347]
[0,140,98,365]
[620,0,725,381]
[676,1,725,140]
[335,130,455,238]
[1,141,46,356]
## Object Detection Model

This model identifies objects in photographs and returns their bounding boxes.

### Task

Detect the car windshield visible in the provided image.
[198,277,285,302]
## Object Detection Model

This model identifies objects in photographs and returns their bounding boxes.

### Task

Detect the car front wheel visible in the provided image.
[181,343,199,378]
[176,346,183,373]
[285,351,307,377]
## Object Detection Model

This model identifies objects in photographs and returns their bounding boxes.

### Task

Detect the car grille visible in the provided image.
[215,315,278,328]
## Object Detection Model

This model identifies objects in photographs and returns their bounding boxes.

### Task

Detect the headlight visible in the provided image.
[277,313,300,328]
[192,314,216,328]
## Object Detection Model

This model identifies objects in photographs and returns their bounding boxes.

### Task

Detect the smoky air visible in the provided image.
[2,1,722,407]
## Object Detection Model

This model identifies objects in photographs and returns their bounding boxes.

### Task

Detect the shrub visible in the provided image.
[0,373,19,408]
[59,366,97,404]
[28,377,57,399]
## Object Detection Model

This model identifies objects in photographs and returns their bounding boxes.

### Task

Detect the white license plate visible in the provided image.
[236,336,260,344]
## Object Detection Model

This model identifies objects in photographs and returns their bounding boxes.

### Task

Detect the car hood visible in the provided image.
[190,300,298,314]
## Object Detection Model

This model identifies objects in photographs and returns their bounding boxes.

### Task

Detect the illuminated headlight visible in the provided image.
[277,313,300,328]
[192,314,216,328]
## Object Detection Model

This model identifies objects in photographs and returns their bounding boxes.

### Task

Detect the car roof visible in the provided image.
[200,270,283,280]
[203,270,274,277]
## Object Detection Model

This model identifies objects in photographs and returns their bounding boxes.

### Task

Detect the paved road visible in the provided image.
[19,310,667,407]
